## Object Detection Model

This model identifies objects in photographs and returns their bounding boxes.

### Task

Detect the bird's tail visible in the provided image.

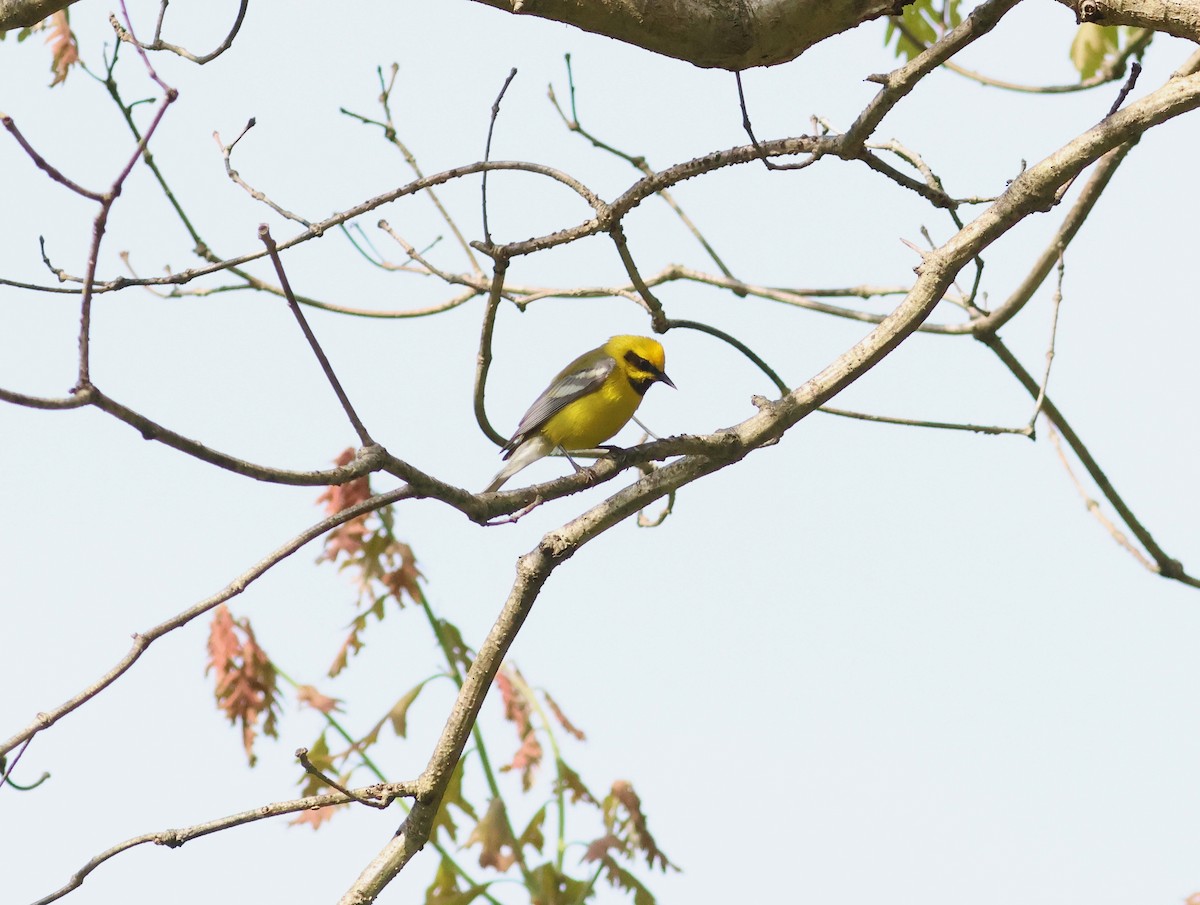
[483,434,554,493]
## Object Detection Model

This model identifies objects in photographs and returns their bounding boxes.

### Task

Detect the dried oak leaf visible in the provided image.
[501,732,544,792]
[205,604,279,766]
[381,541,423,605]
[583,833,622,863]
[296,684,343,715]
[543,691,586,741]
[45,12,78,87]
[317,448,372,561]
[493,667,544,788]
[604,781,675,872]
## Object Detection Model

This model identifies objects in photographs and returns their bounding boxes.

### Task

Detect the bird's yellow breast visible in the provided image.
[540,371,642,450]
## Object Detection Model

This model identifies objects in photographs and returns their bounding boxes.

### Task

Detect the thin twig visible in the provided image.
[1026,248,1066,433]
[818,406,1032,436]
[481,68,518,247]
[734,71,817,172]
[474,259,511,448]
[296,748,389,808]
[259,225,375,448]
[30,777,420,905]
[1046,424,1158,572]
[983,336,1197,587]
[1107,60,1143,117]
[549,55,741,287]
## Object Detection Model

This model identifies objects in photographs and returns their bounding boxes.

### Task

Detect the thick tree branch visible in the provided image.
[1055,0,1200,43]
[467,0,906,70]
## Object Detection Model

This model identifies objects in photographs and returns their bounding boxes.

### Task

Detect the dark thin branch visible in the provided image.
[665,319,789,395]
[818,406,1032,436]
[982,336,1198,588]
[119,0,249,64]
[481,68,518,247]
[735,71,817,172]
[0,115,103,200]
[1107,60,1143,117]
[473,258,511,448]
[259,225,375,447]
[296,748,389,809]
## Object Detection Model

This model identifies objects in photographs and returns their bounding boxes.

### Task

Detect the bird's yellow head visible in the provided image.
[604,335,675,394]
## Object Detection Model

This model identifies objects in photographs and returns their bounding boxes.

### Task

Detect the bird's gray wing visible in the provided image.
[503,354,615,455]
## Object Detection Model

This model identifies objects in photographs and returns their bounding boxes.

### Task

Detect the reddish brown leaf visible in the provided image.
[296,684,342,714]
[604,781,674,872]
[465,798,518,872]
[205,604,279,766]
[381,541,423,605]
[543,691,586,741]
[496,667,532,736]
[501,732,544,791]
[583,832,622,863]
[317,448,373,561]
[44,12,78,87]
[496,666,542,788]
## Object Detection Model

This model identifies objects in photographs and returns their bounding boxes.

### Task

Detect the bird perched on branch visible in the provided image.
[484,335,675,493]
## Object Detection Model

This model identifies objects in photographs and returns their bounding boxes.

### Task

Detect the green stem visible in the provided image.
[507,670,567,872]
[275,668,503,905]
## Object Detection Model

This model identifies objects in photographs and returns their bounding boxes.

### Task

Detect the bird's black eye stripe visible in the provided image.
[624,350,657,374]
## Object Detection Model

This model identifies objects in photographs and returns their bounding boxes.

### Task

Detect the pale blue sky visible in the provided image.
[2,2,1199,904]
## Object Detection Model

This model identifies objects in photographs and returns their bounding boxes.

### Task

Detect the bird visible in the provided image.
[484,335,675,493]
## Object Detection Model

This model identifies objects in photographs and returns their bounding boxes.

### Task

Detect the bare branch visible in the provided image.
[260,225,376,447]
[0,482,413,758]
[30,778,419,905]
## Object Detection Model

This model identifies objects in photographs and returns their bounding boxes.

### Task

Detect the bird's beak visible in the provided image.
[658,369,676,390]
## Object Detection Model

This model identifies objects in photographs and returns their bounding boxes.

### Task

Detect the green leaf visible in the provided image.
[518,803,547,854]
[436,618,475,671]
[1070,23,1119,80]
[598,858,656,905]
[554,758,598,806]
[465,798,518,871]
[527,863,594,905]
[424,856,490,905]
[884,0,961,61]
